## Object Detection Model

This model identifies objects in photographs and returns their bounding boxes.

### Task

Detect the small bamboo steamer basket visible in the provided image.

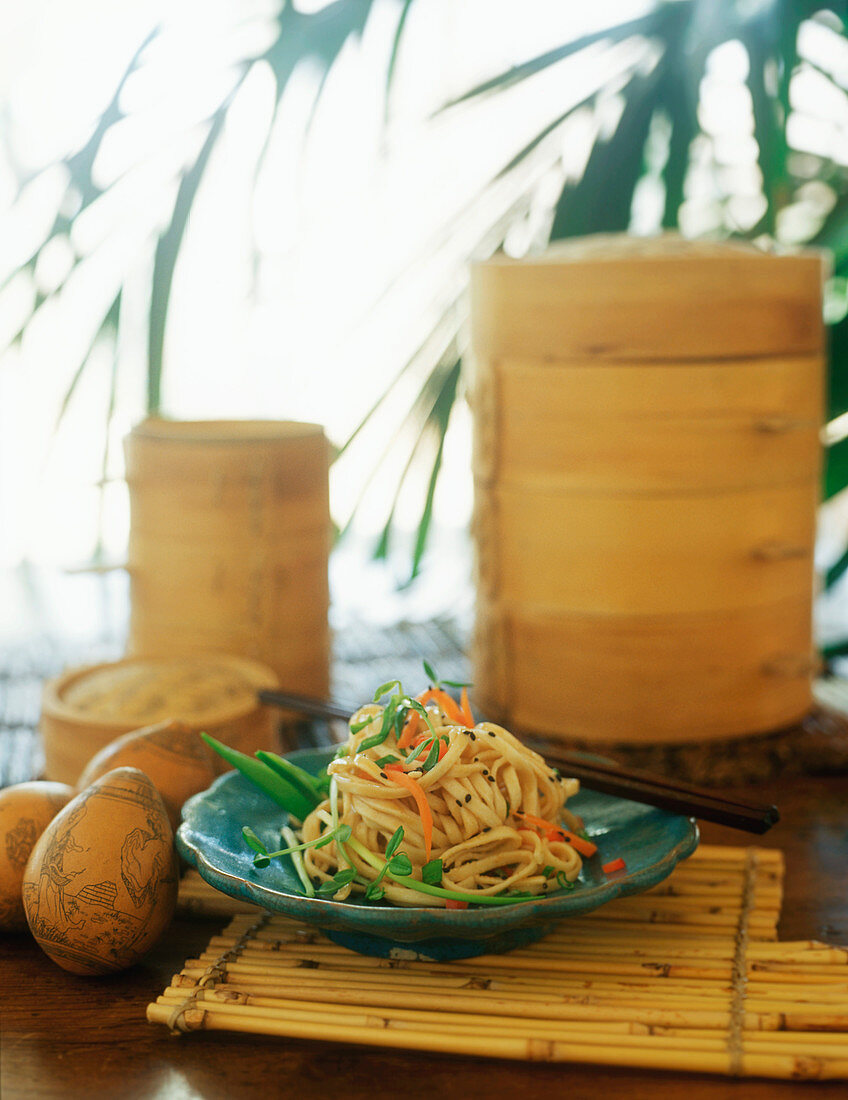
[470,235,826,745]
[41,655,280,786]
[124,419,331,697]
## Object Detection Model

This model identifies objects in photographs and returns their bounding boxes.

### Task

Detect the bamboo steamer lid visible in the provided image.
[471,236,826,361]
[41,655,279,786]
[124,418,329,491]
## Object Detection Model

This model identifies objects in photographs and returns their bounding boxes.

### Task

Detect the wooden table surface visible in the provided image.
[1,773,846,1100]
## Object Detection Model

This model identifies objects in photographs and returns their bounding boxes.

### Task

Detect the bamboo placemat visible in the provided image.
[151,846,848,1080]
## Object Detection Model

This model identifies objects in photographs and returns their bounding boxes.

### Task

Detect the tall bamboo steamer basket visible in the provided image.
[41,655,280,785]
[469,235,826,745]
[124,419,331,696]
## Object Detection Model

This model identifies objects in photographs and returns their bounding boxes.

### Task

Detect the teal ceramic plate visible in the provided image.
[177,747,699,960]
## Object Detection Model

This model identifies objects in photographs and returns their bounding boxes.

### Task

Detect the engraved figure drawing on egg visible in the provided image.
[121,823,167,907]
[6,817,39,869]
[27,801,88,941]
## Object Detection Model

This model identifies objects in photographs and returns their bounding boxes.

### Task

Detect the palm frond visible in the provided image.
[824,434,848,501]
[550,63,665,240]
[384,0,415,122]
[147,93,239,412]
[437,10,672,113]
[408,356,461,582]
[52,291,122,437]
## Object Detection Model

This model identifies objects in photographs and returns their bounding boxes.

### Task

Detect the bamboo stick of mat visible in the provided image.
[145,1003,848,1080]
[154,845,848,1079]
[152,989,848,1057]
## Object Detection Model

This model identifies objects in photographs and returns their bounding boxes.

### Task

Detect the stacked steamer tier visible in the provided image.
[470,236,825,745]
[124,419,330,698]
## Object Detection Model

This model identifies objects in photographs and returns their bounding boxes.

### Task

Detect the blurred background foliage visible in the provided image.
[3,0,848,620]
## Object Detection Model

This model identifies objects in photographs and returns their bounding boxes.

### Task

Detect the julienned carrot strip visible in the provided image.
[460,686,474,727]
[384,765,434,862]
[603,857,627,874]
[516,812,598,857]
[445,899,468,910]
[417,688,470,728]
[396,709,420,750]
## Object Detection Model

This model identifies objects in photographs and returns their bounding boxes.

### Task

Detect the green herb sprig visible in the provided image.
[423,660,470,691]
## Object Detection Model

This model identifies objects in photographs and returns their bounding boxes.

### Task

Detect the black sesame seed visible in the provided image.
[455,799,462,807]
[465,793,472,803]
[487,775,495,783]
[380,772,387,779]
[482,769,489,775]
[488,731,496,737]
[469,732,476,741]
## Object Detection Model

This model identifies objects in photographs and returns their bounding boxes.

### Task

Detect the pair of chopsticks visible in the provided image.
[257,689,779,834]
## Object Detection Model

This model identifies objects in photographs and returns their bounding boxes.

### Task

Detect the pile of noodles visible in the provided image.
[300,700,583,906]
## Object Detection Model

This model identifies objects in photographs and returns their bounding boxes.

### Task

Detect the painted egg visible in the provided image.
[76,718,216,832]
[22,767,179,975]
[0,782,75,931]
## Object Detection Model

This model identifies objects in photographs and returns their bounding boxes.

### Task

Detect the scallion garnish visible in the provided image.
[372,679,402,702]
[420,738,441,772]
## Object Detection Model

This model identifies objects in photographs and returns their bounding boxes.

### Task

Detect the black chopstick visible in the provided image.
[519,735,780,816]
[258,689,779,834]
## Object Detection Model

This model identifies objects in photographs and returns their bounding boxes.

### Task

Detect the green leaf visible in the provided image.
[825,545,848,591]
[147,95,237,412]
[747,44,787,237]
[384,0,414,123]
[550,64,664,241]
[242,826,270,867]
[421,858,443,886]
[408,358,462,582]
[385,826,404,859]
[373,680,401,702]
[657,55,698,230]
[316,867,358,896]
[824,435,848,502]
[829,316,848,422]
[423,659,438,684]
[388,852,413,876]
[365,882,385,901]
[436,11,667,112]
